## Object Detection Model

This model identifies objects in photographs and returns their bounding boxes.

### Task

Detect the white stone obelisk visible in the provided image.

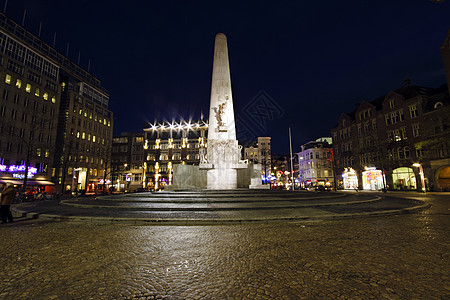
[199,33,247,189]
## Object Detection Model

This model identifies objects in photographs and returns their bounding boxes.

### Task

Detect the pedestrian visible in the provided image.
[1,182,16,224]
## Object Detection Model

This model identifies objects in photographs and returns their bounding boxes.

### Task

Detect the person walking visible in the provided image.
[1,182,16,224]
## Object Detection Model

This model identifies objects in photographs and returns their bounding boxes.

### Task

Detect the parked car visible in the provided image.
[315,185,331,192]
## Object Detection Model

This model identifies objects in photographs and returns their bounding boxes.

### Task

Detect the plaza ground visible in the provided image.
[0,192,448,299]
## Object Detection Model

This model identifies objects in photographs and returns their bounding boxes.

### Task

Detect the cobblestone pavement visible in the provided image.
[0,196,448,299]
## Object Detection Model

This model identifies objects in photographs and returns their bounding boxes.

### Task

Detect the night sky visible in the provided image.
[5,1,450,154]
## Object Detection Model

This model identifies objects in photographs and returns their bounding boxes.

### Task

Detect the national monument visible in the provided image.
[169,33,264,190]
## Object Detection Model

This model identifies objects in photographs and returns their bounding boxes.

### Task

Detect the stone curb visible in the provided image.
[11,201,430,226]
[59,196,381,211]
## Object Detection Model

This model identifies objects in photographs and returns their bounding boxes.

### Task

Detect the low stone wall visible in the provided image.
[168,164,207,190]
[166,163,267,190]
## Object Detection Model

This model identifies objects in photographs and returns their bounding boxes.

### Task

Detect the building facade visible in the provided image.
[243,136,271,183]
[111,132,145,192]
[0,12,113,193]
[297,137,334,189]
[143,120,208,190]
[331,81,449,191]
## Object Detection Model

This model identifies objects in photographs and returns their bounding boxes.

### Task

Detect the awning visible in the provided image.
[0,179,23,185]
[0,179,55,186]
[26,180,55,186]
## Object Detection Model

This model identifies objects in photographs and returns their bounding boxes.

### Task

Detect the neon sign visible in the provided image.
[0,164,38,179]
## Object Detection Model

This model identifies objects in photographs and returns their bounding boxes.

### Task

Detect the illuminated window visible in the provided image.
[93,136,96,142]
[88,134,91,141]
[35,88,40,97]
[51,96,56,103]
[5,74,11,84]
[36,148,41,157]
[43,92,48,100]
[45,149,50,158]
[79,109,82,115]
[108,120,111,127]
[77,131,80,138]
[84,111,87,117]
[82,132,86,139]
[26,84,31,93]
[16,79,22,88]
[89,113,92,119]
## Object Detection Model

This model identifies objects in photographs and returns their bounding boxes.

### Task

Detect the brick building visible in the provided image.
[331,81,449,191]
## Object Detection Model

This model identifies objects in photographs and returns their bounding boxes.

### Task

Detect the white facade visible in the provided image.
[297,137,334,187]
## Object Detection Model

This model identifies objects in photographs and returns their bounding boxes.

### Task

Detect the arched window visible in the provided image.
[404,146,410,159]
[398,147,404,160]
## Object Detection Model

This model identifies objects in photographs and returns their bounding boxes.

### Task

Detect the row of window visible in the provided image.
[69,129,106,144]
[387,124,421,142]
[151,154,200,161]
[299,169,332,178]
[357,120,377,135]
[67,155,104,165]
[299,161,332,169]
[71,116,110,135]
[0,140,50,157]
[0,32,59,81]
[1,105,55,123]
[4,73,57,103]
[72,105,111,127]
[299,151,333,160]
[0,123,52,142]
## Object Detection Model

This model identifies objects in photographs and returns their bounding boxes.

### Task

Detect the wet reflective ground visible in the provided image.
[0,195,448,299]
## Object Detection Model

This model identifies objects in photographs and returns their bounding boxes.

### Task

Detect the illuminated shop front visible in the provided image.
[392,167,416,190]
[362,168,384,190]
[0,164,38,180]
[342,168,358,189]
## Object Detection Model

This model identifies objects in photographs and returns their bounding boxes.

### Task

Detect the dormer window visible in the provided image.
[389,99,395,109]
[434,102,443,109]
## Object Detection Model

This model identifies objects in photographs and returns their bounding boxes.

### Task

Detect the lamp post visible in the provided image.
[412,163,426,193]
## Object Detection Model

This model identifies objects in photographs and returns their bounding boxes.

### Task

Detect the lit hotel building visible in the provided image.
[143,120,208,190]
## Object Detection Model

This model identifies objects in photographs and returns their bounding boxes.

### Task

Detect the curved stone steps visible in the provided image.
[60,196,380,211]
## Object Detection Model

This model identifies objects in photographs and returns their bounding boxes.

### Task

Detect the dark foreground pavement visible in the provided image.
[0,193,448,299]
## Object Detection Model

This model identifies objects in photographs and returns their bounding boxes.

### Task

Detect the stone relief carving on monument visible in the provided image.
[199,147,208,164]
[213,102,227,132]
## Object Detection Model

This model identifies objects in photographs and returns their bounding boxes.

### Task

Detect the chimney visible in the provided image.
[403,78,411,87]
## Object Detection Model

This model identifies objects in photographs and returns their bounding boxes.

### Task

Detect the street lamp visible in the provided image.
[412,163,426,193]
